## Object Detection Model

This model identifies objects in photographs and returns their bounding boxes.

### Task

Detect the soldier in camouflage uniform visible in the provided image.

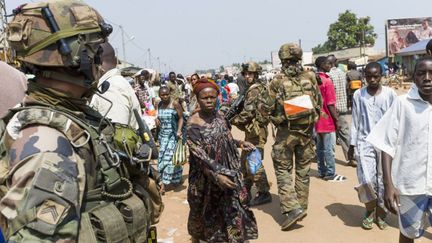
[267,43,322,230]
[231,61,272,206]
[0,1,158,242]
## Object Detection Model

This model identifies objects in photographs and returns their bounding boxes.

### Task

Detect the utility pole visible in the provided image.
[157,57,161,71]
[119,25,126,62]
[148,48,152,68]
[362,29,365,57]
[359,17,366,58]
[0,0,9,63]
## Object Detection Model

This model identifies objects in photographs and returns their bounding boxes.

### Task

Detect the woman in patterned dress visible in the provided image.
[156,86,184,194]
[187,78,258,243]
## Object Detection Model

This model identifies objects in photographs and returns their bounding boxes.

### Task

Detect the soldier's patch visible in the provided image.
[37,200,66,225]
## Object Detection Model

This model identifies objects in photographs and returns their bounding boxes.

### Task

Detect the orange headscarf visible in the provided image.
[193,78,220,96]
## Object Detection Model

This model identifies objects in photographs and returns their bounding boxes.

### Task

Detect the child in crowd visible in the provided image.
[367,57,432,242]
[315,56,346,181]
[348,62,397,230]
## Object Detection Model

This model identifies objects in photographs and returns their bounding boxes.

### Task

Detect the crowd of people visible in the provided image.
[1,1,432,243]
[101,42,432,243]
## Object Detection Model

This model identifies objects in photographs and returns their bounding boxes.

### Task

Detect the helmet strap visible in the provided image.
[78,49,95,86]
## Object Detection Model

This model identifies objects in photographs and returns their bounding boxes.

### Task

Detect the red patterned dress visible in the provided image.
[186,111,258,243]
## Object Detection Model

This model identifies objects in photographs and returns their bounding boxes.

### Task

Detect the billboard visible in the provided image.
[387,17,432,56]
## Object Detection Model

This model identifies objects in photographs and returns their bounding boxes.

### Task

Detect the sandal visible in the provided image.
[362,211,374,230]
[375,216,388,230]
[324,174,347,182]
[347,160,357,167]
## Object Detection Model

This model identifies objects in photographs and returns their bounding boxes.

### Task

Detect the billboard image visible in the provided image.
[386,17,432,56]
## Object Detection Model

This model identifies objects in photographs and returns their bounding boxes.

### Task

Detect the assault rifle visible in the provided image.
[133,109,158,159]
[224,94,245,122]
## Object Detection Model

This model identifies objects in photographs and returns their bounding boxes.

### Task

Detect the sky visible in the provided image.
[4,0,432,74]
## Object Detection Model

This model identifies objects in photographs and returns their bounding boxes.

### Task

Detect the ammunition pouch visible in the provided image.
[79,192,151,243]
[113,123,141,157]
[113,123,153,172]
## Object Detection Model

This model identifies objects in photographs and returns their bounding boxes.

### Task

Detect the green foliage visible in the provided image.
[232,63,241,68]
[313,10,377,54]
[219,65,225,72]
[312,43,331,54]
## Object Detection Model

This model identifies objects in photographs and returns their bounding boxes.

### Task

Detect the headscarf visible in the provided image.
[193,78,220,96]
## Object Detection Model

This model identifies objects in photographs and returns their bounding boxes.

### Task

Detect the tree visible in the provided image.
[219,65,225,73]
[312,43,331,54]
[313,10,377,54]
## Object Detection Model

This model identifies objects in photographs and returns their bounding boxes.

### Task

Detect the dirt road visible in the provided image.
[155,124,432,243]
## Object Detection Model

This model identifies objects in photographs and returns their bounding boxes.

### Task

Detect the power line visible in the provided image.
[104,18,165,70]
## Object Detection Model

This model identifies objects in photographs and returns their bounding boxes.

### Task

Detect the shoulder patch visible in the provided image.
[37,199,67,225]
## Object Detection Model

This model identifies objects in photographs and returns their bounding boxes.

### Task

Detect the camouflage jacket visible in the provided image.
[167,81,185,101]
[0,103,154,242]
[231,81,269,133]
[268,70,322,129]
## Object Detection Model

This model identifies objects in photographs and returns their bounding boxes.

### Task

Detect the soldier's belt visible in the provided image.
[278,122,312,131]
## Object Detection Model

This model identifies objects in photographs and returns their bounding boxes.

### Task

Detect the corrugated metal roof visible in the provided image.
[396,39,431,56]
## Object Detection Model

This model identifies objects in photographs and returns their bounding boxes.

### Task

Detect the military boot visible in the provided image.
[250,191,272,206]
[281,208,306,231]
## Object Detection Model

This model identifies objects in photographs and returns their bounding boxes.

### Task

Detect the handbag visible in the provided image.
[172,139,188,166]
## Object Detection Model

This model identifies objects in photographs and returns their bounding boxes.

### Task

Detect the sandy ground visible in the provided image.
[155,87,432,243]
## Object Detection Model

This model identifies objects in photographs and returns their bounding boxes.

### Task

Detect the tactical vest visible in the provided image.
[0,105,159,242]
[275,72,320,130]
[244,82,270,137]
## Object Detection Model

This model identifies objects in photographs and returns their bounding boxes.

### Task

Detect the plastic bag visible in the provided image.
[247,149,262,175]
[172,139,188,166]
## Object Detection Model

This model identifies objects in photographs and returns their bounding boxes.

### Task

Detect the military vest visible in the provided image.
[243,82,270,136]
[274,71,321,128]
[0,105,159,242]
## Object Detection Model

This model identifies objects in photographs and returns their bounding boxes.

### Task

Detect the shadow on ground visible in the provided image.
[253,194,287,226]
[310,168,321,178]
[325,203,400,229]
[335,158,349,167]
[253,193,309,230]
[326,203,432,240]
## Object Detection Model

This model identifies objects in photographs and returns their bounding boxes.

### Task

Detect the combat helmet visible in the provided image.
[7,0,112,89]
[242,61,262,74]
[278,43,303,61]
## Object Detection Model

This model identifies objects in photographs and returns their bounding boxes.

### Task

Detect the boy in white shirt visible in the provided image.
[367,57,432,243]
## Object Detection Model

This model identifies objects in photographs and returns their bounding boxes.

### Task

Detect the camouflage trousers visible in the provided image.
[240,131,270,194]
[271,126,316,214]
